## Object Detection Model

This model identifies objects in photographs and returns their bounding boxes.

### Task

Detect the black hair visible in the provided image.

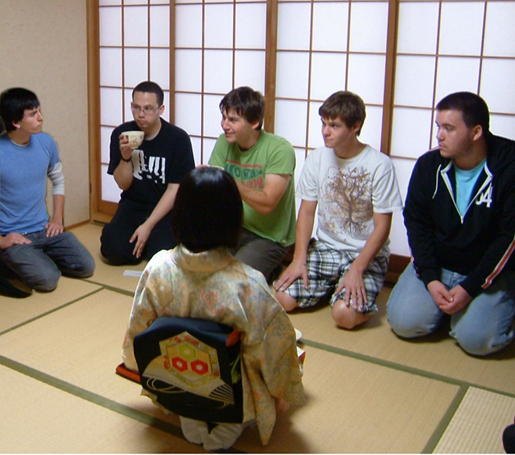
[436,91,490,137]
[171,167,243,252]
[132,81,164,106]
[319,91,366,136]
[0,88,40,132]
[219,86,265,130]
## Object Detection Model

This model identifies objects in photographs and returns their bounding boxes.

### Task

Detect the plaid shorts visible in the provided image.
[281,239,388,314]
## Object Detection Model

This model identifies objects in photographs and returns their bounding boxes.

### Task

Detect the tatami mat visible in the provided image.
[237,348,460,453]
[0,222,513,453]
[0,276,100,333]
[434,387,515,453]
[0,365,201,454]
[0,287,459,453]
[71,222,146,293]
[287,292,515,396]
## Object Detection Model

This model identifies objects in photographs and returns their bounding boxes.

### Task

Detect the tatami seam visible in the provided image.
[0,287,104,338]
[421,385,469,453]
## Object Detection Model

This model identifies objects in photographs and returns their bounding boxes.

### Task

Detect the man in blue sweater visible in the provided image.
[0,88,95,295]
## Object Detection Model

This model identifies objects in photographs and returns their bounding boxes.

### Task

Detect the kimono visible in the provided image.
[122,245,306,445]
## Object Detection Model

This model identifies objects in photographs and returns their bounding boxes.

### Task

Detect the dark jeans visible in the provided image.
[0,229,95,291]
[101,198,177,265]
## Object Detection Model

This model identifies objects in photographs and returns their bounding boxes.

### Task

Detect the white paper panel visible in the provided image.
[124,6,148,47]
[124,0,147,5]
[397,2,438,54]
[100,48,122,87]
[307,100,323,150]
[100,0,121,5]
[235,3,266,49]
[349,2,388,53]
[234,50,266,93]
[394,55,436,107]
[309,52,347,101]
[360,105,383,153]
[274,99,308,147]
[150,49,170,91]
[175,50,202,92]
[123,89,134,123]
[490,114,515,141]
[100,87,123,126]
[99,7,122,46]
[101,126,113,164]
[203,94,224,139]
[150,5,170,47]
[312,2,349,52]
[347,54,386,106]
[484,2,515,57]
[175,93,202,137]
[161,91,171,122]
[189,136,201,166]
[101,164,122,203]
[202,137,218,165]
[205,4,234,48]
[276,51,310,99]
[439,2,484,56]
[391,107,433,159]
[203,50,234,94]
[390,157,415,257]
[480,59,515,114]
[306,100,322,151]
[175,5,202,48]
[124,48,149,88]
[435,57,480,104]
[277,2,311,50]
[294,147,306,189]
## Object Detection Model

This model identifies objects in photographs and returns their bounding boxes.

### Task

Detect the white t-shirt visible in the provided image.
[297,145,403,258]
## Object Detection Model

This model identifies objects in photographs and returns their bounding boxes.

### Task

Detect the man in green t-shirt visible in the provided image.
[209,86,296,281]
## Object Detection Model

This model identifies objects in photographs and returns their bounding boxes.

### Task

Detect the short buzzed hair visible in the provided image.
[132,81,164,106]
[436,92,490,137]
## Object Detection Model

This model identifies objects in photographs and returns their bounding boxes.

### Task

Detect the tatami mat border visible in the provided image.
[84,279,137,297]
[421,386,469,453]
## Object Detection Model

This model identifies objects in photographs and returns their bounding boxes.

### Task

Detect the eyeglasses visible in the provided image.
[131,104,161,115]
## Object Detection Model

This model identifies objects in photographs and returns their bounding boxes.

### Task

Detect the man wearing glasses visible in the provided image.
[101,81,195,265]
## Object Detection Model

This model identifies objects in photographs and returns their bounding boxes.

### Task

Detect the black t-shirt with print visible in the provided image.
[108,119,195,206]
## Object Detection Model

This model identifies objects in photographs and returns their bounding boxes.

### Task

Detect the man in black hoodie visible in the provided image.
[387,92,515,356]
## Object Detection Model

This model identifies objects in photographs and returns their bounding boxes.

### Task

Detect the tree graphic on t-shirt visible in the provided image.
[320,166,373,237]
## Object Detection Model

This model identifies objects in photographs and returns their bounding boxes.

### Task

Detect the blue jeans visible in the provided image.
[386,264,515,356]
[0,229,95,292]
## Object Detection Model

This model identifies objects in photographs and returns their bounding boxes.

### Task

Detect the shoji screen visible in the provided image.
[173,0,268,165]
[274,0,390,188]
[99,0,172,205]
[390,0,515,256]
